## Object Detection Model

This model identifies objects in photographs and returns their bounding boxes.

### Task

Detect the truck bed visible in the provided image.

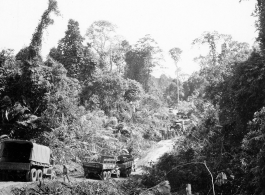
[0,162,30,171]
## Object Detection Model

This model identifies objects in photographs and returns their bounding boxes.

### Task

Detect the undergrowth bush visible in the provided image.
[12,180,123,195]
[139,133,212,194]
[140,165,165,188]
[12,179,146,195]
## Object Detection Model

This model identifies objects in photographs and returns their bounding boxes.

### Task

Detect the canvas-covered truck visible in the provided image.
[116,154,134,177]
[83,155,120,180]
[0,140,55,181]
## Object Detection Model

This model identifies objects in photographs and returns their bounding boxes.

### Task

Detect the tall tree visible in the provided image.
[193,32,251,103]
[169,47,182,105]
[256,0,265,56]
[86,20,117,71]
[158,74,172,92]
[112,39,131,74]
[0,0,59,139]
[49,19,96,80]
[125,34,163,92]
[192,31,230,66]
[16,0,59,61]
[30,0,59,57]
[183,71,207,100]
[80,72,143,115]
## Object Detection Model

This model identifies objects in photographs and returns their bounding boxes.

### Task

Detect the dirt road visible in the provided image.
[133,138,178,175]
[0,138,178,194]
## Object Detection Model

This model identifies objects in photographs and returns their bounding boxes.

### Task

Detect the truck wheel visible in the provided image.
[30,168,37,182]
[102,171,107,180]
[37,170,43,181]
[107,171,111,179]
[126,169,130,177]
[116,170,120,178]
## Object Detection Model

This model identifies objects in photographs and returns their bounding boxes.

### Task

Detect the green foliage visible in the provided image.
[183,71,207,100]
[125,35,163,92]
[192,32,252,105]
[41,57,81,129]
[112,40,131,74]
[30,0,59,55]
[157,151,210,194]
[16,0,59,61]
[49,19,96,80]
[140,94,163,112]
[0,56,53,139]
[242,107,265,194]
[218,51,265,139]
[157,74,173,92]
[192,31,231,67]
[141,166,165,188]
[178,29,264,194]
[255,0,265,55]
[164,80,184,106]
[81,71,144,115]
[169,47,182,63]
[9,2,265,194]
[12,180,131,195]
[124,78,144,102]
[86,20,117,70]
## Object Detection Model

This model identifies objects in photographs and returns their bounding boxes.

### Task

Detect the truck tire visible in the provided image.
[30,168,37,182]
[116,170,120,178]
[107,171,111,179]
[102,171,107,180]
[126,169,132,177]
[37,169,43,181]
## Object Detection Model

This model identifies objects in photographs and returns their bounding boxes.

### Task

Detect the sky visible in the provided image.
[0,0,258,78]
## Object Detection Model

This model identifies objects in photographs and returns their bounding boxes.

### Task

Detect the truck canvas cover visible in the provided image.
[30,143,50,164]
[0,140,50,165]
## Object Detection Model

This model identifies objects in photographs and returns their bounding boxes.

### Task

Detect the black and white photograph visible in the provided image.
[0,0,260,194]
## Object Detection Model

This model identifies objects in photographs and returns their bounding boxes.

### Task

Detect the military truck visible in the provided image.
[83,155,120,180]
[116,154,134,177]
[170,120,184,136]
[0,139,55,181]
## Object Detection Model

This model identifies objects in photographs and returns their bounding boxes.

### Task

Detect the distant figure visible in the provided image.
[50,153,55,165]
[133,158,139,172]
[63,164,71,182]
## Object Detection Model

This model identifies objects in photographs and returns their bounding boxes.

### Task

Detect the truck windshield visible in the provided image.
[0,142,32,163]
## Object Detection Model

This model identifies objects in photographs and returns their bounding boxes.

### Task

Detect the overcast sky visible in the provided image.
[0,0,258,78]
